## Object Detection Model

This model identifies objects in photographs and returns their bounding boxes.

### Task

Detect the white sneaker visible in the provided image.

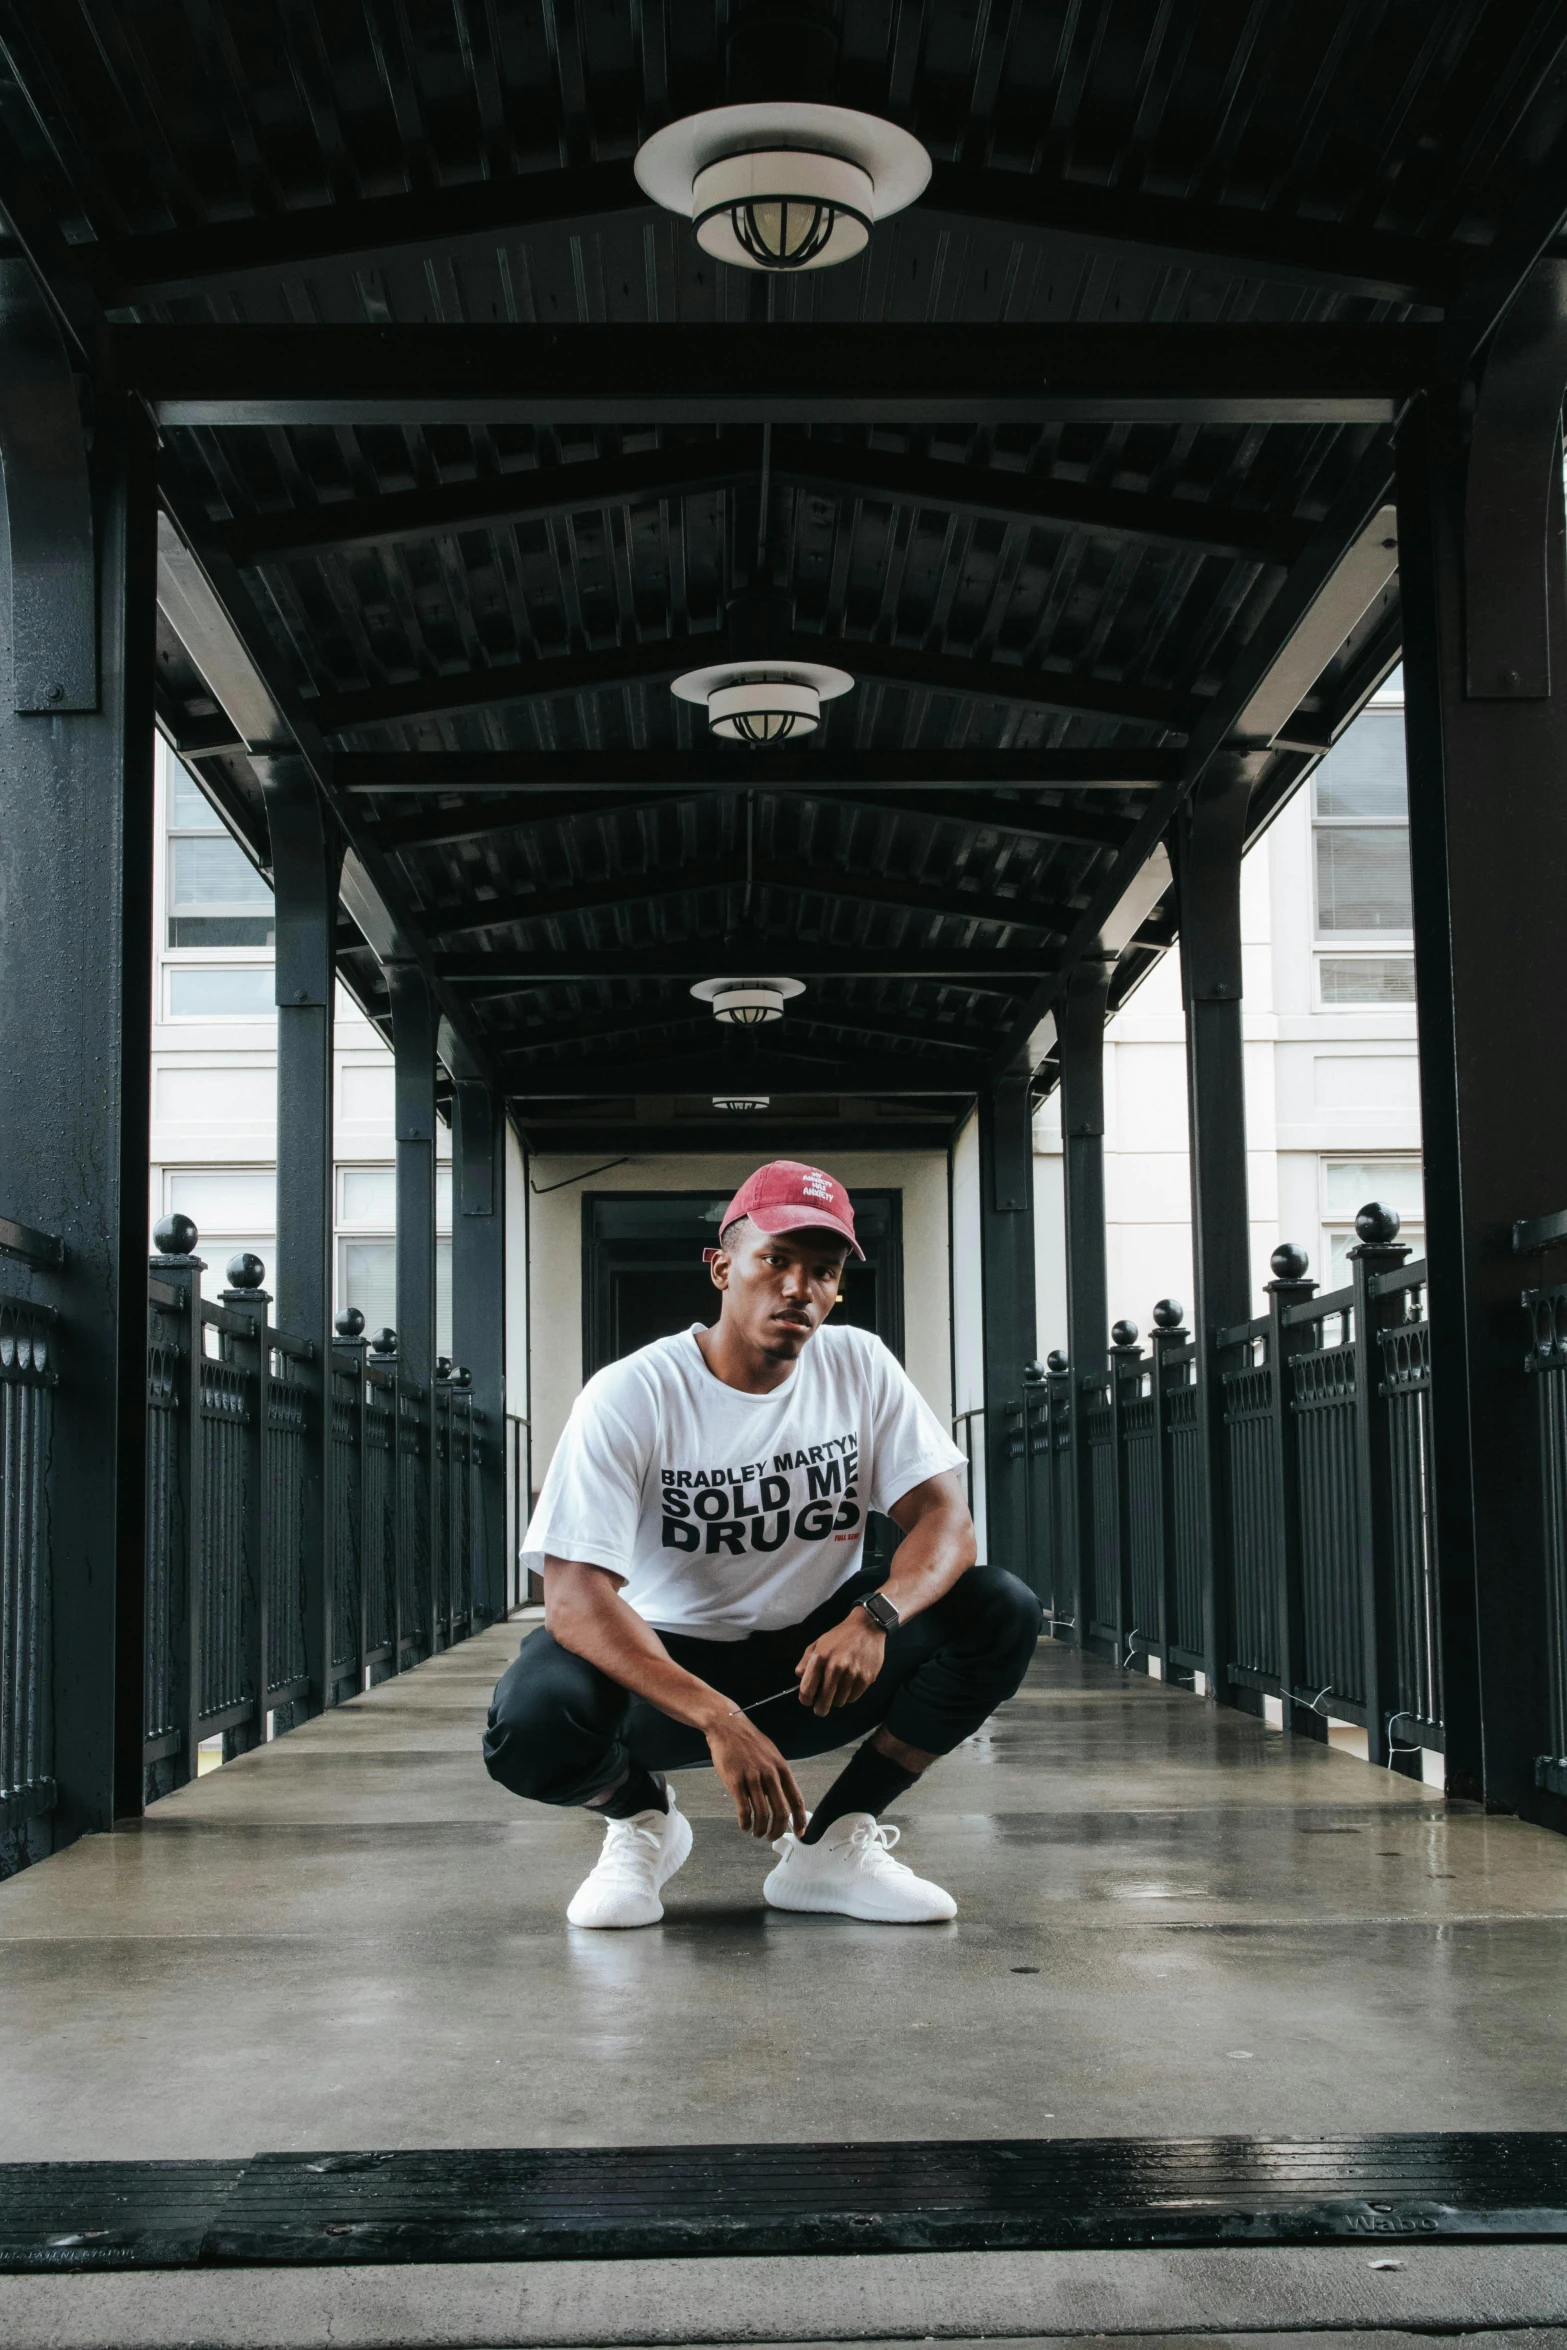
[566,1795,692,1929]
[763,1811,957,1923]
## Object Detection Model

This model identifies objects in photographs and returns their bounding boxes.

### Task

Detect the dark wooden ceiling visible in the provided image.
[5,0,1562,1147]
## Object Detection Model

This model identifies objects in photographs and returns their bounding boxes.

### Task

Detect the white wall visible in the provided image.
[150,738,452,1325]
[525,1148,953,1485]
[1033,680,1422,1348]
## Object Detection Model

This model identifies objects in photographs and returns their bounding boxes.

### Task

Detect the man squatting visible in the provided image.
[483,1160,1042,1926]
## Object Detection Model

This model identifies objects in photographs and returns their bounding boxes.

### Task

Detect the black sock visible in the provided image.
[590,1765,668,1820]
[801,1740,920,1844]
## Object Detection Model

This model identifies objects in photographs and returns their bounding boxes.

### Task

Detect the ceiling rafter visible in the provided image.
[309,630,1203,737]
[504,1048,985,1097]
[371,787,1134,857]
[418,855,1082,942]
[437,946,1056,985]
[335,748,1181,793]
[516,1119,959,1151]
[496,1001,993,1059]
[220,434,1310,571]
[121,322,1435,429]
[82,159,1457,311]
[372,791,673,853]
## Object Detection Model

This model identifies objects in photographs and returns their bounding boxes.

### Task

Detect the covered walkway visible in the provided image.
[6,1626,1567,2164]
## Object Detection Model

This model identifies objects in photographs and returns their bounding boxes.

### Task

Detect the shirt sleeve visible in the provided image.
[863,1338,967,1516]
[519,1369,654,1582]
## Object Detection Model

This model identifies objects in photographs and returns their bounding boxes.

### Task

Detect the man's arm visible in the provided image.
[794,1470,976,1716]
[543,1558,806,1838]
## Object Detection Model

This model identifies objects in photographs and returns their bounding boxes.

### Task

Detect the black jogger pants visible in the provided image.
[481,1564,1042,1808]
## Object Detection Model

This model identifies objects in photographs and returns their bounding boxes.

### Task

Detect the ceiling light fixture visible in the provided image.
[673,658,851,745]
[712,1096,772,1111]
[673,587,852,747]
[692,975,806,1027]
[633,8,929,275]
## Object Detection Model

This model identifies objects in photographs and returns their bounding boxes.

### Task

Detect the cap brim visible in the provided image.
[747,1205,865,1261]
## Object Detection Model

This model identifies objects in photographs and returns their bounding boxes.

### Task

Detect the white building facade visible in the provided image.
[150,740,454,1345]
[1034,672,1422,1350]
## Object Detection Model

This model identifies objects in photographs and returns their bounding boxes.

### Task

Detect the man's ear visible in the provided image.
[708,1249,730,1292]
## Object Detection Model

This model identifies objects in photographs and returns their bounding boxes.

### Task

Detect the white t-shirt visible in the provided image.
[521,1323,965,1640]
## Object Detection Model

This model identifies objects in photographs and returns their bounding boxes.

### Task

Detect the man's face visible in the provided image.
[711,1221,849,1363]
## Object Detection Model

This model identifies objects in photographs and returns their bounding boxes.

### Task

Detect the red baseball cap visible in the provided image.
[711,1160,863,1261]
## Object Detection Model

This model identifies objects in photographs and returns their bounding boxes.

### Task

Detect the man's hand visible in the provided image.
[795,1608,886,1717]
[704,1713,807,1839]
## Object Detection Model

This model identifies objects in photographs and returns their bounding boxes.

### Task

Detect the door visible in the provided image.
[582,1189,907,1571]
[582,1190,904,1377]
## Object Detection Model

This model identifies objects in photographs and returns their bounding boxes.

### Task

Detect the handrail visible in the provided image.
[0,1287,60,1322]
[0,1212,64,1269]
[1282,1282,1354,1326]
[1514,1208,1567,1253]
[1369,1255,1427,1298]
[1214,1314,1268,1349]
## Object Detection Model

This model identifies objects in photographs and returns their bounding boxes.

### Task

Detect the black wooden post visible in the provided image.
[368,1325,403,1667]
[387,960,439,1659]
[1045,1348,1073,1629]
[1058,959,1113,1644]
[1149,1298,1187,1675]
[1020,1358,1050,1608]
[0,351,157,1839]
[1263,1243,1323,1742]
[977,1072,1037,1574]
[149,1217,206,1791]
[1349,1205,1415,1771]
[334,1306,370,1693]
[1109,1319,1142,1664]
[258,757,339,1715]
[222,1255,273,1747]
[452,1081,508,1628]
[1175,758,1254,1704]
[1397,270,1567,1815]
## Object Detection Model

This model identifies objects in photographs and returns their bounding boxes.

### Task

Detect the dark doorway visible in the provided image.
[582,1189,907,1572]
[582,1189,905,1379]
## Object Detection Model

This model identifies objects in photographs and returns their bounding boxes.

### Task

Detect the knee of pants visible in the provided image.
[481,1708,586,1804]
[962,1564,1045,1664]
[481,1641,619,1806]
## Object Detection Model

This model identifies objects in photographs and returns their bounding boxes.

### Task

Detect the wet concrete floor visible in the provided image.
[3,1622,1566,2158]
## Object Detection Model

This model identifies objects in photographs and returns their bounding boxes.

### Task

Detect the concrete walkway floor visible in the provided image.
[3,1622,1567,2158]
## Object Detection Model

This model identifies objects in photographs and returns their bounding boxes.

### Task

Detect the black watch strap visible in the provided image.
[861,1589,900,1634]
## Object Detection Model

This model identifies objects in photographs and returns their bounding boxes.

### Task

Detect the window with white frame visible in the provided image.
[336,1164,453,1354]
[166,965,275,1020]
[1312,690,1414,1007]
[167,761,274,949]
[160,1167,277,1300]
[1320,1157,1424,1285]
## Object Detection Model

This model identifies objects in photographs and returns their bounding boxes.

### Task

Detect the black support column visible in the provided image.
[1058,958,1113,1646]
[1176,760,1254,1702]
[258,757,340,1714]
[452,1080,508,1627]
[978,1070,1038,1578]
[0,334,157,1837]
[387,959,439,1658]
[1397,264,1567,1815]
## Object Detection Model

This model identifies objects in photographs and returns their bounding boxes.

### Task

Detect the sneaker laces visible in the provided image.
[591,1813,665,1888]
[841,1819,917,1878]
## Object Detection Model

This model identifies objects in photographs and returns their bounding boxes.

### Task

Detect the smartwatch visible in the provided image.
[860,1589,900,1635]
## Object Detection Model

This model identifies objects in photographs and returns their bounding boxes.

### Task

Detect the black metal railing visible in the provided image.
[140,1224,487,1808]
[1520,1210,1567,1801]
[0,1216,60,1874]
[1029,1204,1443,1770]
